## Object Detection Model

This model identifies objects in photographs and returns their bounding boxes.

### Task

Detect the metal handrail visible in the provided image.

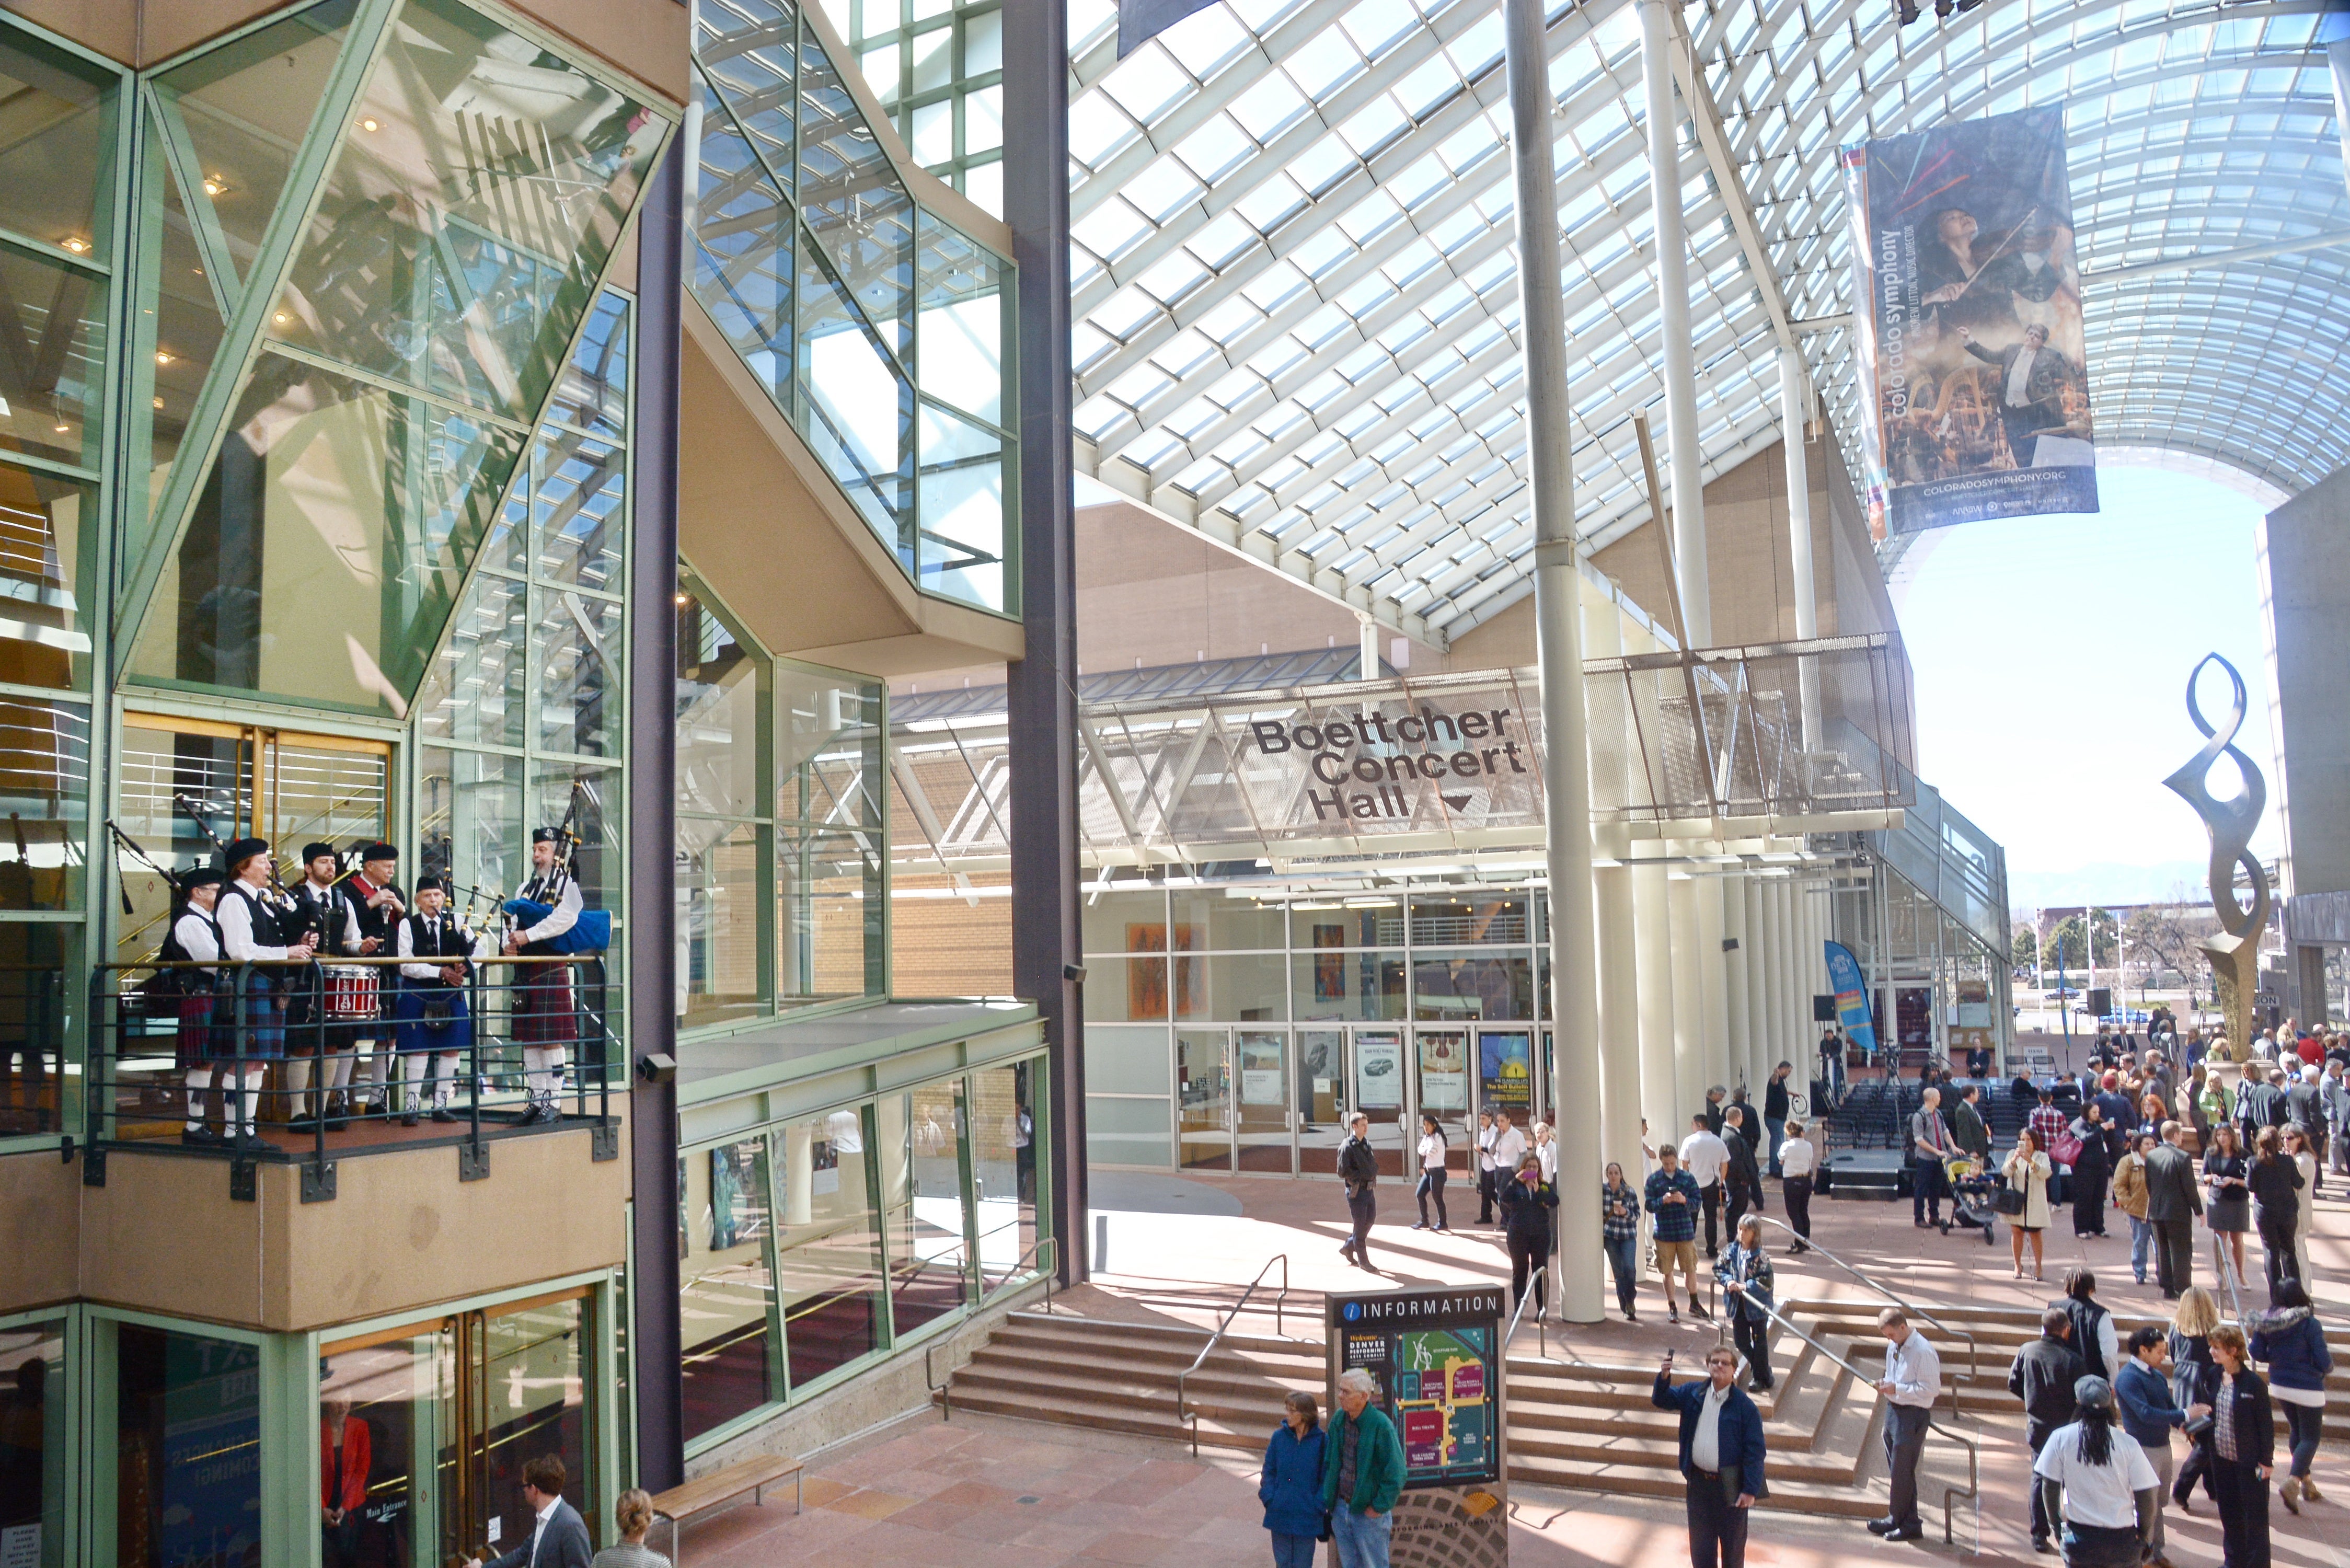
[1744,1215,1978,1381]
[1502,1265,1553,1363]
[929,1234,1055,1423]
[1744,1295,1981,1551]
[1174,1253,1289,1457]
[2207,1233,2247,1325]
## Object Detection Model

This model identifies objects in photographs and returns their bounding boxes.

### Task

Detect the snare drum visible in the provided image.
[324,967,381,1020]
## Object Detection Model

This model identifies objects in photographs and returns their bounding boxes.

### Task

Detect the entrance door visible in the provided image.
[1176,1028,1231,1171]
[1234,1029,1290,1173]
[114,714,390,965]
[1349,1027,1407,1177]
[1294,1028,1346,1174]
[1412,1027,1470,1175]
[317,1288,593,1568]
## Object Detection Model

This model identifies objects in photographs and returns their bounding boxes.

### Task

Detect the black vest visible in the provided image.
[290,879,341,947]
[405,913,469,967]
[157,908,222,993]
[223,881,297,947]
[338,875,403,950]
[2061,1297,2111,1380]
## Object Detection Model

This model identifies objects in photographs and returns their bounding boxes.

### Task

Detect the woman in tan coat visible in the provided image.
[2112,1129,2154,1287]
[2004,1127,2053,1281]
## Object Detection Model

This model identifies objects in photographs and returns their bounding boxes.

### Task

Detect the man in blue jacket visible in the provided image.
[1320,1367,1407,1568]
[2114,1327,2184,1566]
[1652,1345,1767,1568]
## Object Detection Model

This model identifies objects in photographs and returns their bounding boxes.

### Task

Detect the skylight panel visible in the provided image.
[1286,27,1368,99]
[1100,43,1200,122]
[1176,114,1260,187]
[1286,131,1360,199]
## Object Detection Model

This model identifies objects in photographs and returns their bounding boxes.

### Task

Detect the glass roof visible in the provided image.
[1063,0,2349,644]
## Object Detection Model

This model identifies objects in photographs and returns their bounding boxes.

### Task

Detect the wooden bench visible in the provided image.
[650,1452,803,1565]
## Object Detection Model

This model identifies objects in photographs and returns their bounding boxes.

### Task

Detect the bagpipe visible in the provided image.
[503,779,611,954]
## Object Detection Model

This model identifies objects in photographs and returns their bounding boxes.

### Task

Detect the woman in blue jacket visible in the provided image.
[1260,1390,1328,1567]
[2249,1280,2334,1512]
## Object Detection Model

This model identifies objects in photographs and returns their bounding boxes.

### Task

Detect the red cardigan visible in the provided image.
[322,1416,371,1513]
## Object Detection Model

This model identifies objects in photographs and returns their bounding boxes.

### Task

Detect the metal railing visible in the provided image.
[1743,1215,1978,1382]
[929,1233,1057,1423]
[2208,1233,2248,1325]
[86,953,614,1185]
[1745,1294,1981,1551]
[1175,1253,1291,1456]
[0,963,62,1137]
[1501,1264,1586,1366]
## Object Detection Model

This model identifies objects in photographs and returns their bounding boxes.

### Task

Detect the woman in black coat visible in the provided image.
[2187,1325,2274,1568]
[1495,1153,1559,1316]
[2245,1125,2304,1297]
[2069,1106,2113,1238]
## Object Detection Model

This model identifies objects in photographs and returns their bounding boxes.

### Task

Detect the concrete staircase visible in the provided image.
[934,1296,1985,1523]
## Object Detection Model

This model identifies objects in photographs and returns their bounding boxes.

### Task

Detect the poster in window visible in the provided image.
[1416,1032,1468,1111]
[1239,1033,1285,1105]
[1477,1030,1531,1113]
[1354,1034,1403,1109]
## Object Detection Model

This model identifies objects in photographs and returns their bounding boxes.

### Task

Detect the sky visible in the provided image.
[1891,460,2284,913]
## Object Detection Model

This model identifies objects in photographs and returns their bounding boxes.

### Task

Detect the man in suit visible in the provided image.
[1653,1344,1767,1568]
[1956,322,2074,466]
[467,1455,591,1568]
[2141,1121,2203,1300]
[1721,1105,1765,1232]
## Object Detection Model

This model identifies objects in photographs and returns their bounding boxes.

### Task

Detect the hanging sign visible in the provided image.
[1823,940,1879,1057]
[1249,702,1534,827]
[1842,106,2098,536]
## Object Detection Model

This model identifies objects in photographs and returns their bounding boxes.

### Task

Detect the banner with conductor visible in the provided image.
[1842,107,2098,537]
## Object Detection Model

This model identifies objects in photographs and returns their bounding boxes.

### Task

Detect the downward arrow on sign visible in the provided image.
[1441,793,1471,811]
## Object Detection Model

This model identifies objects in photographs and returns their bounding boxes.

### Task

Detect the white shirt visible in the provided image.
[1680,1130,1730,1188]
[217,880,296,962]
[526,1494,560,1563]
[1491,1126,1528,1177]
[2032,1423,2158,1530]
[1690,1381,1732,1471]
[2005,347,2038,408]
[1778,1137,1816,1179]
[172,910,222,967]
[1882,1330,1943,1409]
[517,870,583,944]
[1418,1131,1448,1171]
[1537,1138,1557,1182]
[1478,1122,1499,1170]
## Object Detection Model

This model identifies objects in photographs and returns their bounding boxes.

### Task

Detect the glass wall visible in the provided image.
[128,0,663,717]
[0,25,114,1145]
[113,1322,262,1568]
[1084,883,1553,1172]
[674,1053,1040,1450]
[690,0,1016,616]
[817,0,1005,215]
[0,1319,63,1568]
[672,570,888,1035]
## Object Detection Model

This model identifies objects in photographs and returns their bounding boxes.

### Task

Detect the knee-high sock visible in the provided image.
[240,1066,265,1131]
[431,1053,460,1105]
[536,1048,566,1102]
[185,1067,214,1129]
[362,1041,387,1096]
[326,1049,354,1093]
[285,1055,313,1114]
[400,1051,427,1108]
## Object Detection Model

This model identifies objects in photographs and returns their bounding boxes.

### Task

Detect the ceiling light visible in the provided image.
[59,236,88,254]
[202,176,228,197]
[154,351,174,365]
[152,396,165,409]
[359,117,380,132]
[273,312,291,326]
[52,422,68,433]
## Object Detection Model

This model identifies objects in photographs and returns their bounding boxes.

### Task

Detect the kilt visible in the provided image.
[510,960,575,1046]
[175,991,219,1071]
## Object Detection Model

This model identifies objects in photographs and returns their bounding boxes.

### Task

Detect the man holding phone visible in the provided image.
[1652,1345,1767,1568]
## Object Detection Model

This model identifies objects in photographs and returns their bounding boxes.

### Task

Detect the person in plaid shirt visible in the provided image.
[2030,1087,2072,1205]
[1602,1161,1644,1322]
[1646,1145,1707,1325]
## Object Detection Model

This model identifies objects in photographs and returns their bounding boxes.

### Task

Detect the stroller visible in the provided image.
[1945,1156,2001,1245]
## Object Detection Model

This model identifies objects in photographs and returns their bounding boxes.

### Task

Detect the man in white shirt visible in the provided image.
[1681,1114,1732,1258]
[215,837,318,1145]
[1871,1309,1944,1541]
[1490,1111,1528,1197]
[393,877,488,1126]
[2032,1377,2159,1562]
[466,1455,590,1568]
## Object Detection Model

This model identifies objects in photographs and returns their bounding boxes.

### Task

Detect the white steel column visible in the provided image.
[1634,857,1679,1160]
[1697,872,1730,1096]
[1744,877,1771,1094]
[1641,0,1711,644]
[1507,0,1603,1322]
[1759,878,1786,1092]
[1780,347,1822,745]
[1586,590,1644,1190]
[1721,870,1750,1095]
[1779,877,1804,1071]
[1668,874,1704,1122]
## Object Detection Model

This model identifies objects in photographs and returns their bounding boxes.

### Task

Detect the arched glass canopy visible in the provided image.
[1060,0,2348,644]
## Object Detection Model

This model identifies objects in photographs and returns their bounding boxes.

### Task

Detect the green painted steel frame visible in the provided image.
[674,1046,1047,1460]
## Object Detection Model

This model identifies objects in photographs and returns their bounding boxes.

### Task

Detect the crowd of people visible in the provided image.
[1302,1019,2337,1568]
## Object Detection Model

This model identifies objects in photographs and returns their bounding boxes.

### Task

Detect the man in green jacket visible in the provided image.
[1321,1367,1407,1568]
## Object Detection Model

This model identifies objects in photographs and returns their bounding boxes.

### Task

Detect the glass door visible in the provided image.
[1294,1027,1345,1174]
[1477,1027,1534,1133]
[1413,1027,1470,1174]
[1349,1027,1407,1177]
[1176,1028,1231,1171]
[320,1289,594,1568]
[1234,1029,1290,1173]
